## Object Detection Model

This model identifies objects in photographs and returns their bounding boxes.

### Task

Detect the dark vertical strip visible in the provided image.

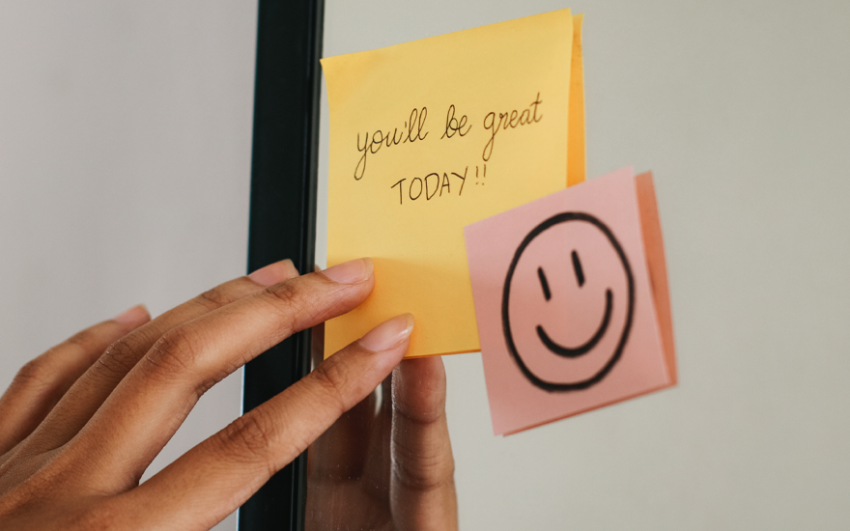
[571,250,585,287]
[240,1,324,530]
[537,267,552,301]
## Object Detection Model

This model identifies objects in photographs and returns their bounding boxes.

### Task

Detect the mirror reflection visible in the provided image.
[312,0,850,529]
[307,326,457,530]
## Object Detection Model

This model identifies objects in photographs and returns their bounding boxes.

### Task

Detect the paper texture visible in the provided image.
[322,9,585,358]
[464,168,675,435]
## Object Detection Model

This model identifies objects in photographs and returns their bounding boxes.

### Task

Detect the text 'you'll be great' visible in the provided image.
[352,93,544,205]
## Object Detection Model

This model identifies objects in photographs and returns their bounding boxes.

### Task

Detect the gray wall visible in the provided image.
[2,1,850,530]
[0,3,257,530]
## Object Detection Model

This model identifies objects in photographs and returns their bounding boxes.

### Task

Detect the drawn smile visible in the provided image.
[536,289,613,358]
[503,212,635,392]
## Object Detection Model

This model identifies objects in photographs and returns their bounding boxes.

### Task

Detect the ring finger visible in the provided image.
[0,306,150,456]
[18,259,299,456]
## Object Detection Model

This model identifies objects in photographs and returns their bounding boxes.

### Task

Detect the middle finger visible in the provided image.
[72,258,374,489]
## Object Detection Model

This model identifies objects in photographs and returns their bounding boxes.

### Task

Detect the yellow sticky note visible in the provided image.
[322,9,586,358]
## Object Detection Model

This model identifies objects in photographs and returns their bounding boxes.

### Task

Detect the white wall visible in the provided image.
[2,1,850,530]
[0,3,257,530]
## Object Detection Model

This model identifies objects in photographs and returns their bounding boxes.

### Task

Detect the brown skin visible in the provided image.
[0,259,457,530]
[306,326,457,531]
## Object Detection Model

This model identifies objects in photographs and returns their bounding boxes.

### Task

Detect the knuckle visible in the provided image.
[13,357,53,389]
[97,332,150,378]
[267,282,306,319]
[64,328,100,353]
[195,284,233,310]
[392,452,455,493]
[310,359,351,416]
[268,281,300,308]
[266,283,309,330]
[392,392,445,427]
[142,326,203,379]
[219,410,277,463]
[394,403,440,427]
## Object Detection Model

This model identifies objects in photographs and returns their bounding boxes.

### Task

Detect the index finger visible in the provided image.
[121,314,414,531]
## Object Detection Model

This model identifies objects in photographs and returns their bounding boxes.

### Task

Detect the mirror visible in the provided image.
[310,0,850,529]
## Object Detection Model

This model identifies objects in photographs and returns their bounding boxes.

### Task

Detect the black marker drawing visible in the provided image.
[501,212,635,392]
[571,250,585,287]
[537,267,552,301]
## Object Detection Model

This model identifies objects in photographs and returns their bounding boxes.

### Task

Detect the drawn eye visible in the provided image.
[537,267,551,301]
[571,250,585,287]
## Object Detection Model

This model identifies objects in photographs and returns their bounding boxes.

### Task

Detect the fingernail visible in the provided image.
[249,259,298,286]
[114,304,150,325]
[359,314,414,352]
[322,258,373,284]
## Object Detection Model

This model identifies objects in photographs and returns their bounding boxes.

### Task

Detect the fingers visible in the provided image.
[123,314,413,531]
[308,383,379,481]
[390,356,458,531]
[304,383,387,531]
[74,259,377,487]
[0,307,150,455]
[307,321,389,482]
[21,260,299,455]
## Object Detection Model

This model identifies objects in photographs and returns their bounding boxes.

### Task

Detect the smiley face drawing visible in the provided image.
[501,212,635,392]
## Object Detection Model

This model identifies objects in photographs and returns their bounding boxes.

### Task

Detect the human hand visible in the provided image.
[0,258,418,530]
[305,325,458,531]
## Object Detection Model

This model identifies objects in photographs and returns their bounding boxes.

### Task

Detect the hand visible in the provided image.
[0,258,423,530]
[305,327,458,531]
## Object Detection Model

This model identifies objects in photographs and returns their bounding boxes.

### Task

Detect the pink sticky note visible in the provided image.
[464,167,676,435]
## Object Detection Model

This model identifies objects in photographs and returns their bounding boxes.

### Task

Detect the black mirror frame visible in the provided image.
[239,1,325,530]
